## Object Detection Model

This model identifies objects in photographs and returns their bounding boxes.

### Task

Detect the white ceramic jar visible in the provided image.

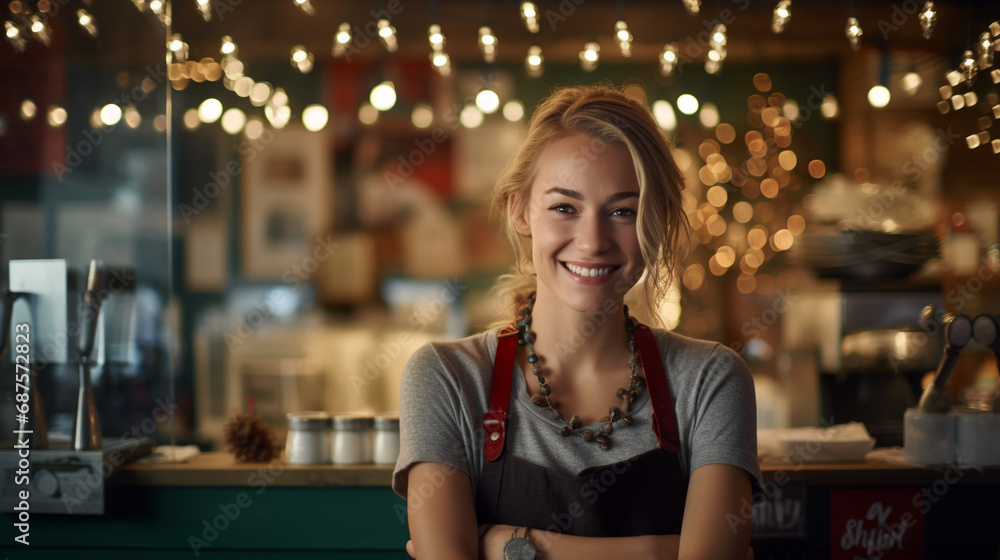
[373,414,400,466]
[285,411,332,465]
[332,414,373,465]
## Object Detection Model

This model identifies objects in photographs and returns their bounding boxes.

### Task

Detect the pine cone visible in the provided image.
[223,413,279,463]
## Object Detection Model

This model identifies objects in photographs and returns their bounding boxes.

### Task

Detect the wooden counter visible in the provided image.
[116,451,395,487]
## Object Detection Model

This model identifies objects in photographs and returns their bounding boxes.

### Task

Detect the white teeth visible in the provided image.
[566,263,614,277]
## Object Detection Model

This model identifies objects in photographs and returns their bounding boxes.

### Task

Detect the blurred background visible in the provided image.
[2,0,1000,450]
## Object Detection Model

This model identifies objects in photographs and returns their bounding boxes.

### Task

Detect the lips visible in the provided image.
[562,262,620,278]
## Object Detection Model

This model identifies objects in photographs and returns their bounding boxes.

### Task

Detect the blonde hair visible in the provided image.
[491,85,690,324]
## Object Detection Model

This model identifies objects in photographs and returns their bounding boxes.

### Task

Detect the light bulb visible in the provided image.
[5,21,26,52]
[919,2,936,39]
[479,26,497,63]
[290,45,314,73]
[428,24,444,50]
[377,19,397,52]
[615,20,633,58]
[430,51,451,76]
[677,94,699,115]
[195,0,211,21]
[900,71,922,95]
[29,14,51,46]
[476,89,500,114]
[977,31,994,70]
[221,35,237,56]
[521,2,539,33]
[293,0,316,16]
[868,85,890,108]
[370,81,396,111]
[580,41,600,71]
[682,0,700,15]
[333,23,351,57]
[77,9,97,38]
[771,0,791,34]
[525,45,544,78]
[960,49,977,86]
[845,17,862,51]
[660,43,679,77]
[169,34,188,64]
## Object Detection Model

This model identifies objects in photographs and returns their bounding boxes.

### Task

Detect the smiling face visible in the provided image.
[514,133,645,315]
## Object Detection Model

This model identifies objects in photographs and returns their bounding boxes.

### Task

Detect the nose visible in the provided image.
[575,212,611,255]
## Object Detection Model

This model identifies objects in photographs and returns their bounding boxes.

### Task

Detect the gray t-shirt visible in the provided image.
[393,326,761,499]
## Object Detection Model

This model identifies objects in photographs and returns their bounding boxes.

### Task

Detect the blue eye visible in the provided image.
[611,207,637,218]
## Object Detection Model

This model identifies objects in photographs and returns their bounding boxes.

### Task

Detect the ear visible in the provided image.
[509,193,531,237]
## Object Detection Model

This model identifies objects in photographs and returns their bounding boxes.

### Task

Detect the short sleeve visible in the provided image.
[392,342,474,498]
[686,344,762,489]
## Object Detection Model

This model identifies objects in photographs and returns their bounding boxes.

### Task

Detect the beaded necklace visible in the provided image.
[516,295,645,450]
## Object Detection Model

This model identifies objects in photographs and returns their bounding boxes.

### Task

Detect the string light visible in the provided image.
[919,2,936,39]
[476,89,500,114]
[293,0,316,16]
[77,9,98,38]
[291,45,314,73]
[169,34,188,64]
[959,49,977,86]
[370,81,397,111]
[580,41,600,71]
[332,23,351,57]
[221,35,237,56]
[6,21,27,52]
[771,0,791,34]
[977,31,994,70]
[525,45,544,77]
[706,24,727,74]
[682,0,700,15]
[428,23,445,50]
[660,43,679,77]
[29,14,51,47]
[868,85,890,108]
[430,50,451,75]
[195,0,211,21]
[479,26,497,63]
[521,2,540,33]
[615,20,633,57]
[377,19,398,52]
[845,17,862,51]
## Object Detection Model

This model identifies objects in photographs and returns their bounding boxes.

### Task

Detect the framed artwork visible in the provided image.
[241,124,333,280]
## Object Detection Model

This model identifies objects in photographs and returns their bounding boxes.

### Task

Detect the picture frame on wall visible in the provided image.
[240,124,333,280]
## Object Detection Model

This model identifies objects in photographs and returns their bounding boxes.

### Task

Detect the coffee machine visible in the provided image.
[784,279,945,447]
[0,259,152,514]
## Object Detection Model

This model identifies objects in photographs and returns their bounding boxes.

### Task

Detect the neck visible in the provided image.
[524,293,631,372]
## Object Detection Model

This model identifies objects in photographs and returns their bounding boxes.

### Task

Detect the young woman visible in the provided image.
[393,85,760,560]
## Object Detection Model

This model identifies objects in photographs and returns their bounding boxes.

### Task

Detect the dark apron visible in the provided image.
[476,322,689,537]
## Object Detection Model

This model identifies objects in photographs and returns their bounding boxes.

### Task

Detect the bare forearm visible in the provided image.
[481,524,679,560]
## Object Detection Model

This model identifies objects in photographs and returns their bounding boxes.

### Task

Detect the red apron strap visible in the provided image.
[633,323,681,453]
[483,325,519,461]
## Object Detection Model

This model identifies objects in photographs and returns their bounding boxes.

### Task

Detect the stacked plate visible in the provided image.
[790,229,940,279]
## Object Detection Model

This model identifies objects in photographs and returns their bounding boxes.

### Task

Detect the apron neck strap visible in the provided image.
[483,322,680,461]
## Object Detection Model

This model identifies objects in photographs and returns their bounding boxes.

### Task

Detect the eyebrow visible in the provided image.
[542,187,639,203]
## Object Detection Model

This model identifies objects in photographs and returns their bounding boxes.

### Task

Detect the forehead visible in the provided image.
[533,133,637,189]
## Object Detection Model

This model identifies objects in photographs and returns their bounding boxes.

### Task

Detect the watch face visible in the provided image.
[502,537,536,560]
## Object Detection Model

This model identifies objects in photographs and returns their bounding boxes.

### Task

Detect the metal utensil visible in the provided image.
[972,313,1000,413]
[73,260,103,451]
[918,313,972,413]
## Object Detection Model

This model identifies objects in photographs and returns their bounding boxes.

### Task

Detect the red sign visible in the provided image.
[829,488,924,560]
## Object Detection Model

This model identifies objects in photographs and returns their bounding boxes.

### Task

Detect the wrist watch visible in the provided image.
[502,527,537,560]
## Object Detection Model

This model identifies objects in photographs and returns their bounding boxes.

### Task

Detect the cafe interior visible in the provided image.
[3,0,1000,557]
